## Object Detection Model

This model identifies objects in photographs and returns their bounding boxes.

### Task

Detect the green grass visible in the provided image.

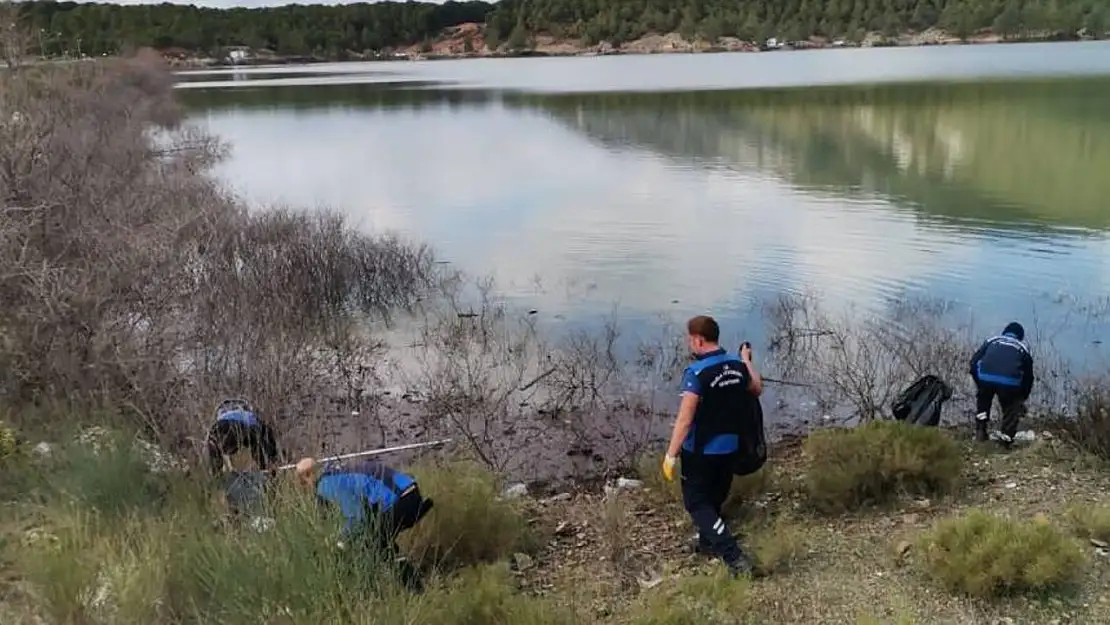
[1064,502,1110,544]
[803,421,964,513]
[0,427,549,625]
[916,509,1086,599]
[629,570,753,625]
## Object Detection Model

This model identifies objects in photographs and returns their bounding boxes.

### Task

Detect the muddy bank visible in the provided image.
[277,377,848,486]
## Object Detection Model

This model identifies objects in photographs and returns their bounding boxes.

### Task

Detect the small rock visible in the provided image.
[1041,431,1054,440]
[913,499,931,510]
[545,493,572,504]
[32,441,54,457]
[1091,538,1109,549]
[503,483,528,499]
[249,517,276,533]
[638,575,664,590]
[616,477,643,490]
[902,513,919,525]
[1005,482,1018,489]
[554,521,574,536]
[512,552,534,571]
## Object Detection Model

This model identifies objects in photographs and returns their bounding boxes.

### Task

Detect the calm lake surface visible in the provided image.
[181,42,1110,368]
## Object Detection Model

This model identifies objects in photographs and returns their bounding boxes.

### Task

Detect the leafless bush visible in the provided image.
[1053,378,1110,460]
[0,24,435,452]
[405,276,685,478]
[766,291,978,423]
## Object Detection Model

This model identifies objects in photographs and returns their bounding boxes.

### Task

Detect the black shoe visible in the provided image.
[974,417,989,443]
[995,434,1014,451]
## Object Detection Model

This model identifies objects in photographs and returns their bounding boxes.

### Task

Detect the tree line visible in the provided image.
[10,0,1108,59]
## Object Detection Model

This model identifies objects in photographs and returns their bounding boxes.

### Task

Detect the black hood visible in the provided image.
[1002,322,1025,341]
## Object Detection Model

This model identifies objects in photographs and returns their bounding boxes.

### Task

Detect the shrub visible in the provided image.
[401,461,531,570]
[744,516,808,574]
[1064,502,1110,543]
[0,36,434,446]
[630,570,753,625]
[1056,382,1110,461]
[43,430,172,517]
[803,421,963,513]
[916,509,1086,598]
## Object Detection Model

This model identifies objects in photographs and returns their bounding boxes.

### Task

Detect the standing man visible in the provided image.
[295,457,434,592]
[662,315,763,578]
[969,322,1034,447]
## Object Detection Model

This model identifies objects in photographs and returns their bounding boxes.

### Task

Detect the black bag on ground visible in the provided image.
[891,375,953,427]
[732,392,768,476]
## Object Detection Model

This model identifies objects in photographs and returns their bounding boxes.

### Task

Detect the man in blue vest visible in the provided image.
[295,456,434,592]
[662,315,764,578]
[204,398,281,477]
[969,322,1035,447]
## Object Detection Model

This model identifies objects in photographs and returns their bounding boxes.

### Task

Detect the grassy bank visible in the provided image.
[3,420,1110,624]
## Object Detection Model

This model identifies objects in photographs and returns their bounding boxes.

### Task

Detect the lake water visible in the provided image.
[180,42,1110,369]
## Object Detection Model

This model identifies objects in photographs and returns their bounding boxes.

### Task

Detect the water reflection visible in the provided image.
[186,77,1110,360]
[521,79,1110,233]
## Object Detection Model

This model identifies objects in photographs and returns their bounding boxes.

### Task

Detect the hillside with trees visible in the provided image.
[10,0,1109,60]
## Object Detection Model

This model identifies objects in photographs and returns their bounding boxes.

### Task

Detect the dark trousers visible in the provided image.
[348,487,434,592]
[205,420,279,477]
[680,451,745,566]
[975,381,1026,439]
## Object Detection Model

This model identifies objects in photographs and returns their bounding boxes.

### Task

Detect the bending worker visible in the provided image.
[969,322,1034,447]
[295,457,434,592]
[204,398,281,477]
[662,315,763,578]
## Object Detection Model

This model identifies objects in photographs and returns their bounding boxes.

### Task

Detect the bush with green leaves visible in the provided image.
[916,509,1086,598]
[803,421,963,513]
[402,461,532,570]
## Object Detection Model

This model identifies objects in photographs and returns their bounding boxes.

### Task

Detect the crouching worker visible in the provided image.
[205,398,281,477]
[969,322,1034,447]
[295,457,434,592]
[662,315,763,578]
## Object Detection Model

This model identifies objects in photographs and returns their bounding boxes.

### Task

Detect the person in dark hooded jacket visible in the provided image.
[969,322,1034,446]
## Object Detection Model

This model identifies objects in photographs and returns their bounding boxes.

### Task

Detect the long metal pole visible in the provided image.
[277,438,453,471]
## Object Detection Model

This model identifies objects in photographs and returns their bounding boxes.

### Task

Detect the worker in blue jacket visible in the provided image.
[969,322,1034,447]
[295,456,434,592]
[204,398,281,477]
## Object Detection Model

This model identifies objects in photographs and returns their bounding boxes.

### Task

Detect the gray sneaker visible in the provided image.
[727,553,755,578]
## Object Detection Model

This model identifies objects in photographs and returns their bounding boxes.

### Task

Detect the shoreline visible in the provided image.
[166,29,1098,69]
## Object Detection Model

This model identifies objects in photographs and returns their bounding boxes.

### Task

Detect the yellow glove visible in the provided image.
[662,454,678,482]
